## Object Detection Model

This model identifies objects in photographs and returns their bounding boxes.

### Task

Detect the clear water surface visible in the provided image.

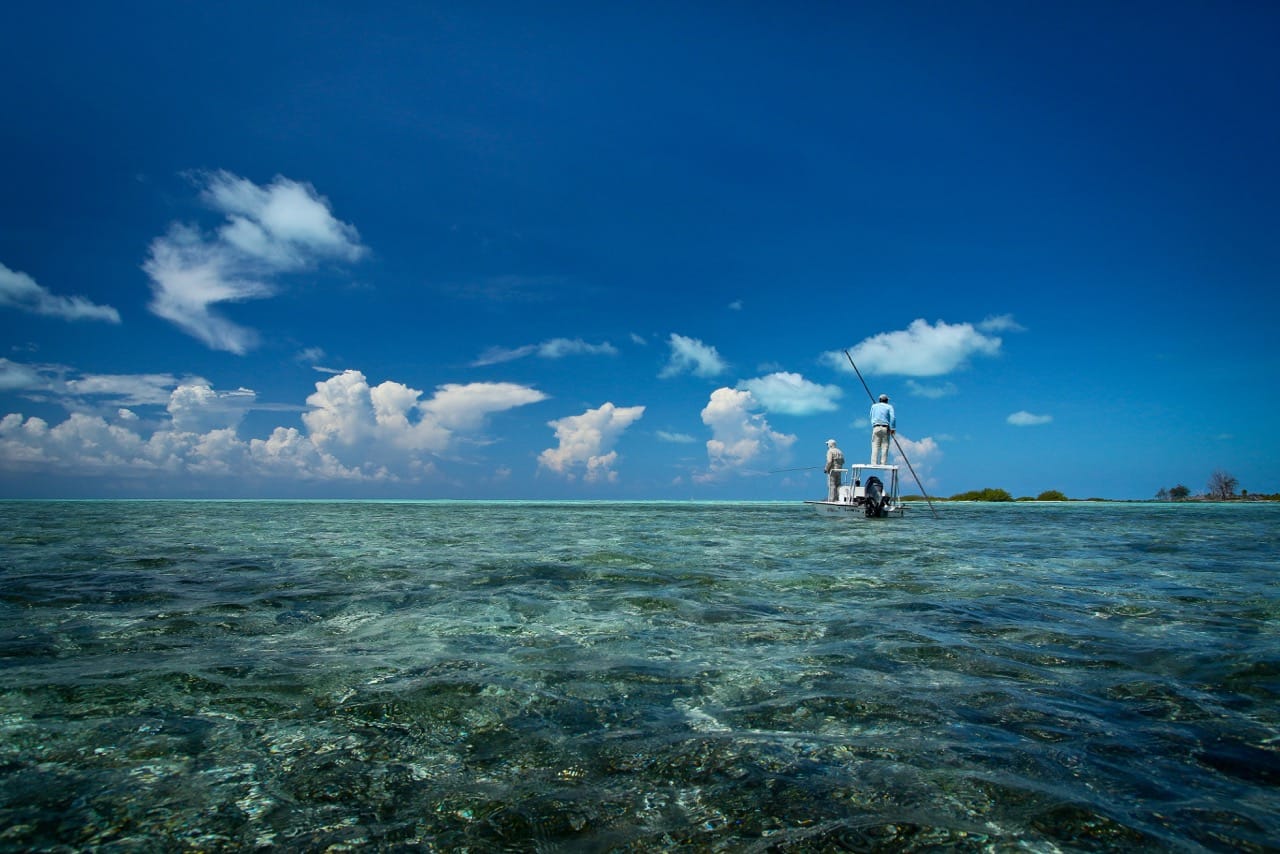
[1,500,1277,851]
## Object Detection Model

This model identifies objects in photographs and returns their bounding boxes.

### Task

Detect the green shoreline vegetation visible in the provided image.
[898,470,1279,502]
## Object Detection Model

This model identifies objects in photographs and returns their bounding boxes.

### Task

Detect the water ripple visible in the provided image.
[1,499,1277,850]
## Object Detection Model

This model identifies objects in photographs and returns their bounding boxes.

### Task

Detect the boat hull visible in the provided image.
[804,500,905,519]
[805,463,905,518]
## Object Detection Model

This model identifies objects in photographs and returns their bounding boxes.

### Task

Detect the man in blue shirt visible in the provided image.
[869,394,895,465]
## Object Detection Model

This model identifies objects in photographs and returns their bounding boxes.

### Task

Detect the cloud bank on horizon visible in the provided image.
[0,152,1001,495]
[0,160,976,495]
[7,170,930,491]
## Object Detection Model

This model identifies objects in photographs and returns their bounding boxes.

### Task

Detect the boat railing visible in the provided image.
[828,464,902,503]
[813,463,906,515]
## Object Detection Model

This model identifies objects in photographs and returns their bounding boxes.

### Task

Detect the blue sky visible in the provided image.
[2,2,1277,500]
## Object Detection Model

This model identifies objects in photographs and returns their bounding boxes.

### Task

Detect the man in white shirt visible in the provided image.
[824,439,845,501]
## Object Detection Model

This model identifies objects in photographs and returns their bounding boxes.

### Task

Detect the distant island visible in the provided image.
[903,470,1278,502]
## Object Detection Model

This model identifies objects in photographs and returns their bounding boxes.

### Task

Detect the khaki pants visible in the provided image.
[871,426,891,465]
[827,469,842,501]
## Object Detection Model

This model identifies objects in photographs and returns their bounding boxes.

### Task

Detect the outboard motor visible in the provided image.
[864,475,885,518]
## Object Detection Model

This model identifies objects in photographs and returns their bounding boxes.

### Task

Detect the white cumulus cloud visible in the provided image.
[0,368,549,488]
[892,434,943,492]
[737,372,842,415]
[660,334,727,379]
[247,426,369,481]
[1,412,149,474]
[167,384,257,433]
[827,318,1007,377]
[698,387,795,480]
[423,381,551,433]
[304,371,547,464]
[539,402,645,483]
[1007,411,1053,426]
[143,171,367,354]
[0,262,120,323]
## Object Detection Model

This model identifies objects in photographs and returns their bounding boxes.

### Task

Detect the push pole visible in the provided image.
[844,350,939,519]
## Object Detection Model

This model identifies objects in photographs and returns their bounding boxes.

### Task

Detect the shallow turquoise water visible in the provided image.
[1,500,1278,850]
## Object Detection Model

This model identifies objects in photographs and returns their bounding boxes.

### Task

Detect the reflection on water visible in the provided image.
[1,500,1278,850]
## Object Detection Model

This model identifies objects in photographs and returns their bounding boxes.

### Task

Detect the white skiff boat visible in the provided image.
[805,463,905,518]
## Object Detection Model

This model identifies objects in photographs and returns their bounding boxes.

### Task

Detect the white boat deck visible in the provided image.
[805,464,905,518]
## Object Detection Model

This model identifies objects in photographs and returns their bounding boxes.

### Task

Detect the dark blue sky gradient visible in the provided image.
[1,2,1276,498]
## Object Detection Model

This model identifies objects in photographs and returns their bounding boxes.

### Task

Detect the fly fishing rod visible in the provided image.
[843,349,939,519]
